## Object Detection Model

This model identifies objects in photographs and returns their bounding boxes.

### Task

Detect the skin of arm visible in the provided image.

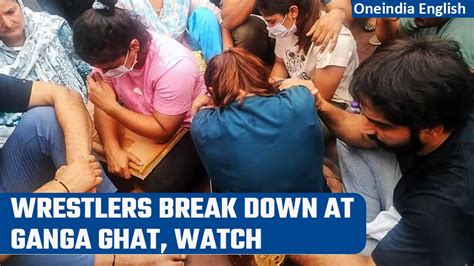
[0,155,102,263]
[94,107,142,179]
[375,19,402,43]
[311,66,345,101]
[221,0,256,31]
[308,0,353,53]
[279,78,376,148]
[323,0,353,25]
[107,104,186,144]
[221,24,235,49]
[28,81,93,164]
[87,74,185,144]
[270,56,290,83]
[289,254,375,266]
[316,92,376,148]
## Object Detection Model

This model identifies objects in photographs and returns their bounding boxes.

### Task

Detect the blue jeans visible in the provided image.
[337,140,401,222]
[0,107,115,193]
[187,7,223,62]
[337,140,401,255]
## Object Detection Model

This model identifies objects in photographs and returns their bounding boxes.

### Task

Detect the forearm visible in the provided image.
[318,99,375,148]
[221,24,234,50]
[375,18,400,43]
[0,255,10,263]
[221,0,256,30]
[95,107,121,153]
[105,104,172,143]
[270,58,290,82]
[325,0,353,25]
[290,254,375,266]
[35,180,68,193]
[53,89,93,164]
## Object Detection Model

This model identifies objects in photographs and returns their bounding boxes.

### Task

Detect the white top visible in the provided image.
[275,24,359,104]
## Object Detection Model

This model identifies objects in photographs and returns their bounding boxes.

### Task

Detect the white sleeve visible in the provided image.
[315,27,356,69]
[190,0,222,23]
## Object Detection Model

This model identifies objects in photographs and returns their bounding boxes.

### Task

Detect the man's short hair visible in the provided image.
[350,38,473,131]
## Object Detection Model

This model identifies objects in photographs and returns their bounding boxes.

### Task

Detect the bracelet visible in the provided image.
[54,178,70,193]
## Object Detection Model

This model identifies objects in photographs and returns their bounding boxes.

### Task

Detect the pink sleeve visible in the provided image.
[153,57,199,116]
[92,67,114,86]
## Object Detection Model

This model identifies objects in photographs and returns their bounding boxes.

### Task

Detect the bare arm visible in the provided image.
[311,65,345,101]
[279,78,376,148]
[107,104,185,144]
[375,18,401,43]
[221,0,256,31]
[221,24,235,50]
[308,0,352,52]
[270,56,290,83]
[324,0,353,25]
[28,81,93,164]
[0,255,9,263]
[94,107,143,179]
[87,75,184,143]
[289,254,375,266]
[95,106,120,153]
[317,95,375,148]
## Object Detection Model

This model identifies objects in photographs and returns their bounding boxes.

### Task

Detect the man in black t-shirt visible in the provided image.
[0,74,114,193]
[281,39,474,265]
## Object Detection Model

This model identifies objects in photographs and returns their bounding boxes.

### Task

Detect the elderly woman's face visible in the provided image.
[0,0,25,43]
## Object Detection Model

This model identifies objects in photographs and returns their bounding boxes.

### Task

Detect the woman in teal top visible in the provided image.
[191,48,324,192]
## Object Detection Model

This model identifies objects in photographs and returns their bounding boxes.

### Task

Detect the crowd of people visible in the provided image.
[0,0,472,265]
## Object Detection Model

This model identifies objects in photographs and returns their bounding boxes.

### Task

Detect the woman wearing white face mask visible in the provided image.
[258,0,358,107]
[73,0,207,192]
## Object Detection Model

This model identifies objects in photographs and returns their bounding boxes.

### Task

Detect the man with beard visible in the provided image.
[376,17,474,73]
[281,38,474,264]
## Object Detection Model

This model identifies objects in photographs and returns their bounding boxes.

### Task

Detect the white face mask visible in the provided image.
[267,14,297,38]
[104,50,138,78]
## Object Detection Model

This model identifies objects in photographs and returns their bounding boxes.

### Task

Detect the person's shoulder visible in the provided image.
[280,86,316,110]
[190,108,222,141]
[447,18,474,28]
[150,33,198,68]
[398,18,418,34]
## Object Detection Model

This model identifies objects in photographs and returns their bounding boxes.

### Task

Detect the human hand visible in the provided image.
[54,155,103,193]
[279,78,323,110]
[280,78,316,91]
[87,73,119,113]
[306,9,344,53]
[191,92,215,116]
[104,147,142,179]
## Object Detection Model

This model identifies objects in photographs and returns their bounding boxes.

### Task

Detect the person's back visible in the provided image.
[374,110,474,265]
[192,86,324,192]
[191,48,324,192]
[399,18,474,69]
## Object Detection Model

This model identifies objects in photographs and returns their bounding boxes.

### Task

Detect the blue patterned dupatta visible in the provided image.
[0,0,90,145]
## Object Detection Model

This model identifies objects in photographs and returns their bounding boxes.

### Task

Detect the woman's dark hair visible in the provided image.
[350,38,473,131]
[204,48,279,108]
[72,0,152,65]
[257,0,319,54]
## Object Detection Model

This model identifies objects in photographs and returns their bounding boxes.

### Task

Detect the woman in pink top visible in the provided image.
[72,0,206,192]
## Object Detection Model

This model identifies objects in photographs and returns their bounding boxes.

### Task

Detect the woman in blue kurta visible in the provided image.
[191,48,324,192]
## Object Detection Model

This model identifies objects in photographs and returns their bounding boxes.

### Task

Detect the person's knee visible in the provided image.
[17,106,62,135]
